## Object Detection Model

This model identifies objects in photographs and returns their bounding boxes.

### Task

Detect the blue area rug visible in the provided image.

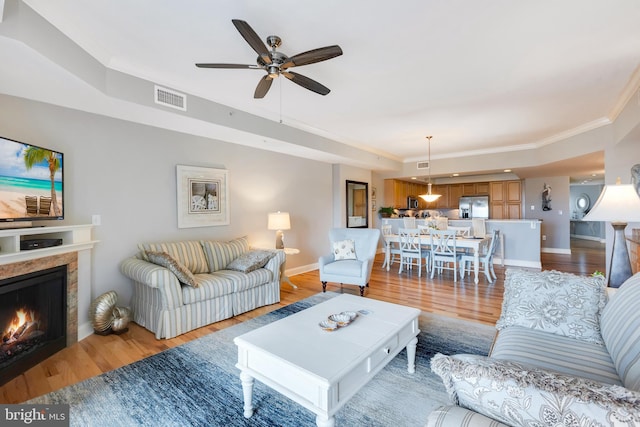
[29,292,495,426]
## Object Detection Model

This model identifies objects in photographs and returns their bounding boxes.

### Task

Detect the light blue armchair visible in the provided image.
[319,228,381,296]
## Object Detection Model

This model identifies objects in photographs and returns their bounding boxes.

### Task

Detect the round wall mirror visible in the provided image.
[576,193,590,213]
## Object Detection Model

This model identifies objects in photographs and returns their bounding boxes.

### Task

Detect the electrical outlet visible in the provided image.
[92,214,101,226]
[530,205,535,210]
[542,235,547,241]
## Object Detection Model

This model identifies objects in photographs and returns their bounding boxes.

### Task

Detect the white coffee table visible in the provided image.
[234,294,420,427]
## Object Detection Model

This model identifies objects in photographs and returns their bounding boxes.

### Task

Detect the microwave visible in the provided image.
[407,197,419,209]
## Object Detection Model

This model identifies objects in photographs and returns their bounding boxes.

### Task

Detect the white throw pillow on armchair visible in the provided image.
[332,239,356,260]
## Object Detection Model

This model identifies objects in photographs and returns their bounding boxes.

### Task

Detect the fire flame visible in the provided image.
[6,309,34,336]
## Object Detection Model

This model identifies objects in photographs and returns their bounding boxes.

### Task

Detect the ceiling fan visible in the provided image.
[196,19,343,99]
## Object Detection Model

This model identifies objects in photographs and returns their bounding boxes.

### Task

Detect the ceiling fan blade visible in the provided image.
[254,75,273,99]
[195,63,257,69]
[281,45,343,69]
[232,19,272,65]
[281,71,330,96]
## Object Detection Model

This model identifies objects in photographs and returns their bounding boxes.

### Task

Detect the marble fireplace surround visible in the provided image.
[0,252,79,346]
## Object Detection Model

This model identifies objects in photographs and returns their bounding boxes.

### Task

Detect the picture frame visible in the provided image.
[176,165,229,228]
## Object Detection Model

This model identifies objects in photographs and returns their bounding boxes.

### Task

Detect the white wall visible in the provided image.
[0,94,334,310]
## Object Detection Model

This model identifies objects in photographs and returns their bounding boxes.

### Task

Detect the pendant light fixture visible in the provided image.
[419,136,442,203]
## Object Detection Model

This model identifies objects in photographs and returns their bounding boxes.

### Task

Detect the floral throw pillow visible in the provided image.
[496,269,607,345]
[333,239,356,260]
[145,251,198,287]
[431,353,640,427]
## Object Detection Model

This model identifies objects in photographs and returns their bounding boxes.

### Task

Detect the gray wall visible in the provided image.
[0,94,334,307]
[523,176,571,253]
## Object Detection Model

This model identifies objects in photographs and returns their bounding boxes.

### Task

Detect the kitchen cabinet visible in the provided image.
[449,184,463,207]
[383,179,521,217]
[490,180,522,219]
[475,182,490,195]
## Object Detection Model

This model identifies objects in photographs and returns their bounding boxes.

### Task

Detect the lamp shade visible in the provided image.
[267,211,291,230]
[582,183,640,223]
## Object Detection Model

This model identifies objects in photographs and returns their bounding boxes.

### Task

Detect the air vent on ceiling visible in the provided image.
[417,161,429,170]
[154,85,187,111]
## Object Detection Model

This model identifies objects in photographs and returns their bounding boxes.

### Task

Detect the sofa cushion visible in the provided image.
[332,239,356,260]
[426,405,509,427]
[144,251,199,288]
[182,274,236,304]
[491,326,621,386]
[138,241,209,274]
[225,249,276,273]
[496,269,607,345]
[431,353,640,427]
[211,269,273,293]
[200,236,249,272]
[600,272,640,391]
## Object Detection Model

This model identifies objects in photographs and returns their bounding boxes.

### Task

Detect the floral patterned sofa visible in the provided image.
[428,269,640,426]
[120,236,285,339]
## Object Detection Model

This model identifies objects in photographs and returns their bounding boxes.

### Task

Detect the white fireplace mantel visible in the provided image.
[0,224,97,341]
[0,224,97,265]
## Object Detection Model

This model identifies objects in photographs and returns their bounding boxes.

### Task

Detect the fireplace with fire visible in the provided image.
[0,266,67,385]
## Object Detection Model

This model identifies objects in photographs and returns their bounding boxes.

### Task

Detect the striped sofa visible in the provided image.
[120,237,285,339]
[428,271,640,426]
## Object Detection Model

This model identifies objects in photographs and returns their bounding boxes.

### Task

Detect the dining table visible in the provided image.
[383,234,490,284]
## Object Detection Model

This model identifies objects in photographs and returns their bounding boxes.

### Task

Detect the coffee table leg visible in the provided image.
[240,371,254,418]
[406,337,418,374]
[316,414,336,427]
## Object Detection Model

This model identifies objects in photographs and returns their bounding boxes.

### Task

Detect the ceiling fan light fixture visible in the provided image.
[419,136,442,204]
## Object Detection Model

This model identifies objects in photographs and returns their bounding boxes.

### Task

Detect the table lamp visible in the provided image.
[268,211,291,249]
[582,178,640,287]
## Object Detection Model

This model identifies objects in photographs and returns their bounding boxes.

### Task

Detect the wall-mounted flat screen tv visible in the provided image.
[0,136,64,223]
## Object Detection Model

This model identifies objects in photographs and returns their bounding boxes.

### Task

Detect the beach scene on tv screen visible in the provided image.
[0,137,63,220]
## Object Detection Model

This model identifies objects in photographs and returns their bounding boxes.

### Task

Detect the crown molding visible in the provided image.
[609,64,640,121]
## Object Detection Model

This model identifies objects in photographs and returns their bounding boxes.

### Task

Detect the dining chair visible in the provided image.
[460,229,500,283]
[402,217,417,228]
[381,224,401,269]
[434,217,448,230]
[447,226,471,237]
[398,228,430,277]
[429,229,461,282]
[471,218,486,238]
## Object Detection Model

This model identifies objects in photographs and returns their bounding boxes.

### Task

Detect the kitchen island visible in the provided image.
[380,218,541,269]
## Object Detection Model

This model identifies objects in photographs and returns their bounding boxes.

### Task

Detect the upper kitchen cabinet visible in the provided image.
[490,180,522,219]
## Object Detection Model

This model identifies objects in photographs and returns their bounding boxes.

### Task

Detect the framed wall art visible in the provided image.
[176,165,229,228]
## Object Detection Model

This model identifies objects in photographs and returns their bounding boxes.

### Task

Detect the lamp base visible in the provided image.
[275,230,284,249]
[608,222,633,288]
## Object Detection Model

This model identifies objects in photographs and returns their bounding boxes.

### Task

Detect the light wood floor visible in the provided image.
[1,244,605,404]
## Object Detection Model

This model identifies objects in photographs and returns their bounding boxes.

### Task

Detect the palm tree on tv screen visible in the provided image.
[23,147,61,216]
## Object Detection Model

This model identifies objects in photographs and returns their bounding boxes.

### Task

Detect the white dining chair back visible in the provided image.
[381,224,401,269]
[434,217,448,231]
[429,229,461,282]
[398,228,429,277]
[448,226,471,237]
[460,229,500,283]
[471,218,486,238]
[402,217,417,228]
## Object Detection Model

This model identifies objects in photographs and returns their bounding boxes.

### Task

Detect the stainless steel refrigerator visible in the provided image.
[459,196,489,219]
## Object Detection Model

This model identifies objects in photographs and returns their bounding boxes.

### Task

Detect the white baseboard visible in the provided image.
[499,259,542,269]
[541,247,572,255]
[78,322,93,341]
[286,263,318,277]
[570,234,605,243]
